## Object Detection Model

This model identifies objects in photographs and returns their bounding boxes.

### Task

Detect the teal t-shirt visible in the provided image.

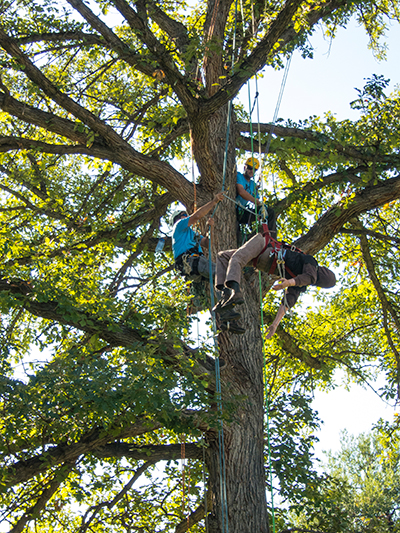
[172,217,203,259]
[236,172,259,207]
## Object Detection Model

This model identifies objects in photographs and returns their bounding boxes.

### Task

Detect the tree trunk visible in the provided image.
[190,104,270,532]
[206,289,269,532]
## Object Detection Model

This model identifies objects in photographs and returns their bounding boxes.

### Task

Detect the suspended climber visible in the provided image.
[236,157,276,238]
[213,225,336,336]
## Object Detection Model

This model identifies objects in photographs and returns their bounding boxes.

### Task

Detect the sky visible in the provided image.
[244,18,400,125]
[236,17,400,458]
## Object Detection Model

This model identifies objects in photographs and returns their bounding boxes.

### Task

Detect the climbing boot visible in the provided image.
[212,288,231,313]
[219,321,246,335]
[218,307,241,321]
[220,290,244,310]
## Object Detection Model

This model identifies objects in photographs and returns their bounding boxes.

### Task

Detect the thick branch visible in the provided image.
[203,0,234,94]
[146,1,190,52]
[237,124,398,164]
[93,442,202,461]
[0,132,194,204]
[201,0,305,114]
[4,421,162,489]
[0,94,90,144]
[269,317,322,369]
[294,175,400,255]
[16,31,106,47]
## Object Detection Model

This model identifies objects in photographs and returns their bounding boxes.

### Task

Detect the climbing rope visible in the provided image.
[190,128,197,212]
[246,52,293,532]
[202,437,209,533]
[247,76,276,532]
[181,435,186,515]
[203,0,243,531]
[269,55,292,195]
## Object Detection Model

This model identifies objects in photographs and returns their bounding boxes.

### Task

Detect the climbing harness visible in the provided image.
[252,223,303,277]
[174,231,205,279]
[182,253,200,277]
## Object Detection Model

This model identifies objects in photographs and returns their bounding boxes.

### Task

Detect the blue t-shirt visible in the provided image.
[236,172,259,208]
[172,217,203,259]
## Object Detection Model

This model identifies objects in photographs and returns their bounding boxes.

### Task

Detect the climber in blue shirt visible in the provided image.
[236,157,276,238]
[171,192,224,280]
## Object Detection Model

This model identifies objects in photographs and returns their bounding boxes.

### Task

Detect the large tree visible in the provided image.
[1,0,400,531]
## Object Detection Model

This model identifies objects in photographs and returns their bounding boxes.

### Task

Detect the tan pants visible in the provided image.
[215,233,274,288]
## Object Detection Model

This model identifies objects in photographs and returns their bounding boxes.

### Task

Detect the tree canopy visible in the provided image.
[1,0,400,531]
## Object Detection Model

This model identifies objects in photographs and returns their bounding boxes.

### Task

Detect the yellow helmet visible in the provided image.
[245,157,260,170]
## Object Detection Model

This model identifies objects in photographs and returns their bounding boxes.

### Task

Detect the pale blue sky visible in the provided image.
[247,18,400,124]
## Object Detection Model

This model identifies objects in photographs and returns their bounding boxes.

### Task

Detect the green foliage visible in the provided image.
[285,429,400,532]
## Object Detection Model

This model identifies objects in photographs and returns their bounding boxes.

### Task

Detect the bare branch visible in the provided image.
[273,167,367,215]
[79,460,156,533]
[0,27,124,146]
[174,490,212,533]
[9,462,75,533]
[4,192,173,267]
[355,220,400,398]
[339,227,400,246]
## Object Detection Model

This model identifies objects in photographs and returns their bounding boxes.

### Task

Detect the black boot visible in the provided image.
[221,281,244,309]
[218,307,241,321]
[212,287,231,313]
[219,321,246,335]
